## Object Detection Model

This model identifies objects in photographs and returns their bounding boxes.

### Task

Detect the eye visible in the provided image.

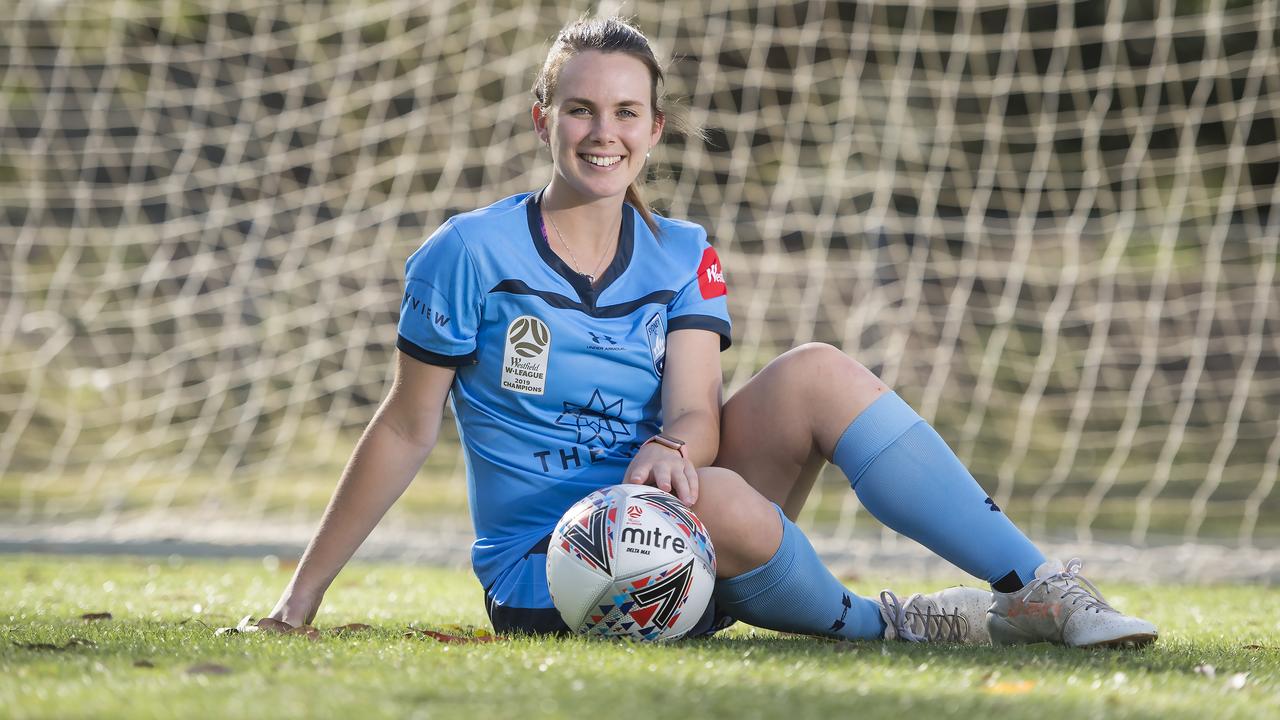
[617,108,639,119]
[568,106,591,116]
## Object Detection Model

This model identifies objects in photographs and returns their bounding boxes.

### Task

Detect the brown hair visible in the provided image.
[533,16,669,235]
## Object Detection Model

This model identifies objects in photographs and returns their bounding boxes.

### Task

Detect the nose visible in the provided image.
[587,115,617,145]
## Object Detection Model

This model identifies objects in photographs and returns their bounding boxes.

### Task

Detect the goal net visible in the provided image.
[2,0,1277,580]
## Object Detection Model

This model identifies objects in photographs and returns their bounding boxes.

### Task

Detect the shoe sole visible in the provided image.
[989,615,1159,649]
[1075,632,1159,649]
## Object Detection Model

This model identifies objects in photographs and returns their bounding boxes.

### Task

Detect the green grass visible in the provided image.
[2,555,1277,720]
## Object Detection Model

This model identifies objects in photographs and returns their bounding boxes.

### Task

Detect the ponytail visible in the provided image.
[626,176,658,236]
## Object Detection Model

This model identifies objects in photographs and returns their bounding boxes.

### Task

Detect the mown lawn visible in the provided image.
[1,554,1277,719]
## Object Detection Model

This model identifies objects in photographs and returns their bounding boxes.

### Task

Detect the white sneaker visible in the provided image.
[879,586,993,644]
[987,558,1158,648]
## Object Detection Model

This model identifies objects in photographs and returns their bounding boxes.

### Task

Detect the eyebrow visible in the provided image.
[562,97,644,108]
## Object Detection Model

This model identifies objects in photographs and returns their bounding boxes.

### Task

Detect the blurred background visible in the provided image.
[2,0,1276,581]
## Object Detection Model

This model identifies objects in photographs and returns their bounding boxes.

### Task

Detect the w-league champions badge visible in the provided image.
[502,315,551,394]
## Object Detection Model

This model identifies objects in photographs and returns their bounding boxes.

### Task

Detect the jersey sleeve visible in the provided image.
[667,239,732,351]
[396,221,483,366]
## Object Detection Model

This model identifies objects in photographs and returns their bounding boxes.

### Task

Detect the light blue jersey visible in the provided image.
[396,191,731,611]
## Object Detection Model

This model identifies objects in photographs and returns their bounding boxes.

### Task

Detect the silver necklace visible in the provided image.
[545,211,610,284]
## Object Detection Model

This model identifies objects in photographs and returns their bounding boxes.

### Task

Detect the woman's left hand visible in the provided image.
[623,443,699,506]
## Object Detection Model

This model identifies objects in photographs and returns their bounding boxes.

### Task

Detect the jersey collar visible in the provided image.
[525,189,635,307]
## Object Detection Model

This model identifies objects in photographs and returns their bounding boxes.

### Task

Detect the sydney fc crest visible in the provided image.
[644,312,665,378]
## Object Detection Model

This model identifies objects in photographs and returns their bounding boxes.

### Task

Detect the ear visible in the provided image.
[649,111,666,149]
[532,103,551,145]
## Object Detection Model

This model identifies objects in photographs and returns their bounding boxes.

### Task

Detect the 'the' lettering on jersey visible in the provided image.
[502,315,551,394]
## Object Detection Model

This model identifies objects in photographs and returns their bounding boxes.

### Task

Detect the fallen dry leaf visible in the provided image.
[254,618,294,633]
[404,626,501,644]
[15,637,96,651]
[81,612,113,621]
[286,625,321,640]
[133,659,155,668]
[330,623,373,636]
[186,663,232,675]
[1242,644,1271,650]
[984,680,1037,695]
[215,616,256,636]
[441,624,493,638]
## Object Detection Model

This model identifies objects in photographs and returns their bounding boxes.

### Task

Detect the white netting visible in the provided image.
[2,0,1277,579]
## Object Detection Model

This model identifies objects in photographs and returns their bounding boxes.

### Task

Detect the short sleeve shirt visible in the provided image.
[396,191,731,608]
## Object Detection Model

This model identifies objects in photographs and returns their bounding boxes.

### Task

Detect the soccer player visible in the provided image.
[267,16,1157,648]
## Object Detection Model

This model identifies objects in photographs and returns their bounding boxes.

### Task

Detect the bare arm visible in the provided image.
[268,351,457,626]
[623,328,723,505]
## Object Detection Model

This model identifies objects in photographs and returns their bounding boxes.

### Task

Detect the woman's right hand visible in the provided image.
[261,587,323,630]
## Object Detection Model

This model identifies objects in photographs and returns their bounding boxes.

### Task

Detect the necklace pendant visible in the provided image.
[585,274,595,283]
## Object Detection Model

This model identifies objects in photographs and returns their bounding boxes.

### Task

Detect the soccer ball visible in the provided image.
[546,484,716,641]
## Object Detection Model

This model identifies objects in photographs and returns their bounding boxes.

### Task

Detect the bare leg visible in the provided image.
[687,466,781,578]
[690,466,888,640]
[716,342,1045,588]
[715,343,888,516]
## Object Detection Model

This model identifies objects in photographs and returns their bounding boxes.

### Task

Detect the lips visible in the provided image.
[579,153,623,167]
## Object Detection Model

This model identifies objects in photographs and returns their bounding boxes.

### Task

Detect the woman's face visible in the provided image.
[534,50,664,206]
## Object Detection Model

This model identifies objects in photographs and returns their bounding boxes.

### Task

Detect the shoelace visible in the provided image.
[878,591,968,643]
[1024,558,1117,614]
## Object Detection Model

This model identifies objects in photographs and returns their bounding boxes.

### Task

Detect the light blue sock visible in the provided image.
[834,391,1045,591]
[714,506,886,640]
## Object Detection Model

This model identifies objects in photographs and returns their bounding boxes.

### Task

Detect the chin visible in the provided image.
[568,180,633,204]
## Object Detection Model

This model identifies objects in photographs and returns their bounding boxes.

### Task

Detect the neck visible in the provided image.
[541,181,625,259]
[541,181,626,229]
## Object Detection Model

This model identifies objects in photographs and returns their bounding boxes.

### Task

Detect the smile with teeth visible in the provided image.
[580,153,623,167]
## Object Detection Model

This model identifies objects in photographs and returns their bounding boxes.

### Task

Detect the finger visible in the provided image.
[670,467,692,506]
[653,465,674,494]
[626,463,652,485]
[682,464,699,506]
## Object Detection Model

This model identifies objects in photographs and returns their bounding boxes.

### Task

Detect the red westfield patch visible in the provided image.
[697,247,727,299]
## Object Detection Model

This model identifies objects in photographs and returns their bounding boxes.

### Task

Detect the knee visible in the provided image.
[772,342,887,398]
[690,467,783,577]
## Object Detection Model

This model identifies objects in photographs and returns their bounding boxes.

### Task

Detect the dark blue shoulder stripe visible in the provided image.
[490,279,676,318]
[668,315,733,351]
[396,335,478,366]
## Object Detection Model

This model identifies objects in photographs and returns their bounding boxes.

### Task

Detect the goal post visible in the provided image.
[2,0,1277,580]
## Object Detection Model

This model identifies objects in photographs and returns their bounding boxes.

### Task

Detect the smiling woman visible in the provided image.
[267,15,1156,650]
[531,30,667,283]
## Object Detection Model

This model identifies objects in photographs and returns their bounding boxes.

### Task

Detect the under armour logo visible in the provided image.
[588,331,619,346]
[830,593,853,632]
[985,497,1001,512]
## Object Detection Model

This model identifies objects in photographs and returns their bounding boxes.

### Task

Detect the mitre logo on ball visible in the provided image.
[546,484,716,641]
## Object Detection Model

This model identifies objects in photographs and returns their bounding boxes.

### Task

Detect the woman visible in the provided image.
[268,17,1156,647]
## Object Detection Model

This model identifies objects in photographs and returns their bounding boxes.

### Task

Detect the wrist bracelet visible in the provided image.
[642,432,688,460]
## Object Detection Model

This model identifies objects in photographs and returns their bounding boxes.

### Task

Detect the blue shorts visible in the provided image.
[483,533,734,638]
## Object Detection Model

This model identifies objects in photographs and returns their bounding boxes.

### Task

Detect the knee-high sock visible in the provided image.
[834,391,1045,591]
[714,506,885,640]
